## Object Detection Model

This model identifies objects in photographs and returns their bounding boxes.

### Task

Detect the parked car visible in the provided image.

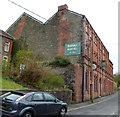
[0,90,67,117]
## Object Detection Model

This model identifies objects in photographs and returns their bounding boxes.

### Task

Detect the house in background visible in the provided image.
[6,4,114,102]
[0,29,14,65]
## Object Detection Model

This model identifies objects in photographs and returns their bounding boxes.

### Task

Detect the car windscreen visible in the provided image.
[3,93,24,101]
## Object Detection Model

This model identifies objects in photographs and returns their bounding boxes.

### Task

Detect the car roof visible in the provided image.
[11,90,39,95]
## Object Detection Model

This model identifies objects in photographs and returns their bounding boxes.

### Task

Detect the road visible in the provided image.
[67,91,119,117]
[0,91,119,117]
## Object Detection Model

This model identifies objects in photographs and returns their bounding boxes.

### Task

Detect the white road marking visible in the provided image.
[107,112,115,117]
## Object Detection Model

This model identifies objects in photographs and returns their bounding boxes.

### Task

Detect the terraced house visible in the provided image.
[6,4,114,102]
[0,29,14,65]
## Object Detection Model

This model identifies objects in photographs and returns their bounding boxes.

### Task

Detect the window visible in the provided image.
[89,31,92,38]
[2,56,8,66]
[94,77,98,92]
[44,93,56,102]
[4,42,10,52]
[26,95,32,101]
[103,49,105,54]
[3,93,23,101]
[100,42,102,50]
[85,25,88,32]
[85,71,88,90]
[3,56,8,62]
[33,93,44,101]
[94,36,97,44]
[103,80,106,92]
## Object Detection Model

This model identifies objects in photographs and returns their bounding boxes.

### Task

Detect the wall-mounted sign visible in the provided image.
[64,42,81,56]
[92,63,97,70]
[102,60,106,69]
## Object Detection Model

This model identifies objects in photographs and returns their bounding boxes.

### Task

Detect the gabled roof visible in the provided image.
[68,10,84,17]
[6,12,44,32]
[6,5,84,30]
[0,29,15,40]
[44,13,57,24]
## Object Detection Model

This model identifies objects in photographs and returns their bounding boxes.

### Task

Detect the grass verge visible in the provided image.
[0,77,28,90]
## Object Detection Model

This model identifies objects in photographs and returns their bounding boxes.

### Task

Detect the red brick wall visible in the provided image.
[83,17,114,100]
[58,11,71,55]
[14,15,27,39]
[74,64,82,102]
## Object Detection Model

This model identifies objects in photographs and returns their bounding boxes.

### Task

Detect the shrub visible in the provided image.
[14,50,33,68]
[50,56,70,67]
[18,60,44,87]
[37,75,64,90]
[2,60,19,79]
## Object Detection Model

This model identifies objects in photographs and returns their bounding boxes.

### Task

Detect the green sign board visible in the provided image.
[102,60,106,69]
[64,42,81,55]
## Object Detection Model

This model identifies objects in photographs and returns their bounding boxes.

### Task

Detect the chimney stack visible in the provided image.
[58,4,68,11]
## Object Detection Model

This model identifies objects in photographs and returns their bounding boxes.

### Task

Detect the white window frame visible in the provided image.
[85,24,88,32]
[4,42,10,52]
[3,56,8,62]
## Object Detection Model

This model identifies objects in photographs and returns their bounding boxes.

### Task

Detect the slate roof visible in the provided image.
[0,29,15,40]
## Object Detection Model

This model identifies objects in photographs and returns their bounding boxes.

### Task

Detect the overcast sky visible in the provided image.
[0,0,118,73]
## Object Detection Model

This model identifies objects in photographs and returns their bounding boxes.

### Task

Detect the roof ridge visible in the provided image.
[23,12,44,24]
[6,12,44,32]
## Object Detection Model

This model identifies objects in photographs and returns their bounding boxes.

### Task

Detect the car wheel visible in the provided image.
[22,111,33,117]
[59,107,66,117]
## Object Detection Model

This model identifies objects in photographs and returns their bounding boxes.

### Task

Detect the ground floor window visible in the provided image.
[94,77,98,92]
[2,56,8,66]
[85,71,88,90]
[103,79,106,92]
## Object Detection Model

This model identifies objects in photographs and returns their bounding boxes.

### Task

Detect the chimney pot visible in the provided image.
[58,4,68,11]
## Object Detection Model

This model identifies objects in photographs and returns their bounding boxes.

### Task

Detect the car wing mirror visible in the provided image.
[54,98,59,103]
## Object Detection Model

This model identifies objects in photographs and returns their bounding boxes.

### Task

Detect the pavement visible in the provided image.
[68,92,118,111]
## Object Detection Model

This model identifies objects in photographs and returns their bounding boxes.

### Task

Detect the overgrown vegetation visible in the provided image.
[49,56,70,67]
[37,75,64,90]
[11,37,28,57]
[2,50,67,91]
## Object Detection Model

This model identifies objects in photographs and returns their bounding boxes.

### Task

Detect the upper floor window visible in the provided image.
[102,49,105,55]
[4,42,10,52]
[85,25,88,32]
[94,35,97,44]
[89,30,92,38]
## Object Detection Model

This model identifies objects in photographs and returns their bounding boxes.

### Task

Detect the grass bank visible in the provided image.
[0,77,28,90]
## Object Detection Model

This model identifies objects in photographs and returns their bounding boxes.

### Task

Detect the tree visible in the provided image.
[114,74,120,87]
[14,49,33,68]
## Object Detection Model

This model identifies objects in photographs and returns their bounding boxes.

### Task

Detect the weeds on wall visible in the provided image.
[49,55,71,67]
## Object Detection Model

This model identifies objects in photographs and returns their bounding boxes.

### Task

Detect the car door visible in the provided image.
[31,93,47,116]
[43,93,61,115]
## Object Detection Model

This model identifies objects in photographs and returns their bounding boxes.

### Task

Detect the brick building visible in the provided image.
[6,4,114,102]
[0,29,14,64]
